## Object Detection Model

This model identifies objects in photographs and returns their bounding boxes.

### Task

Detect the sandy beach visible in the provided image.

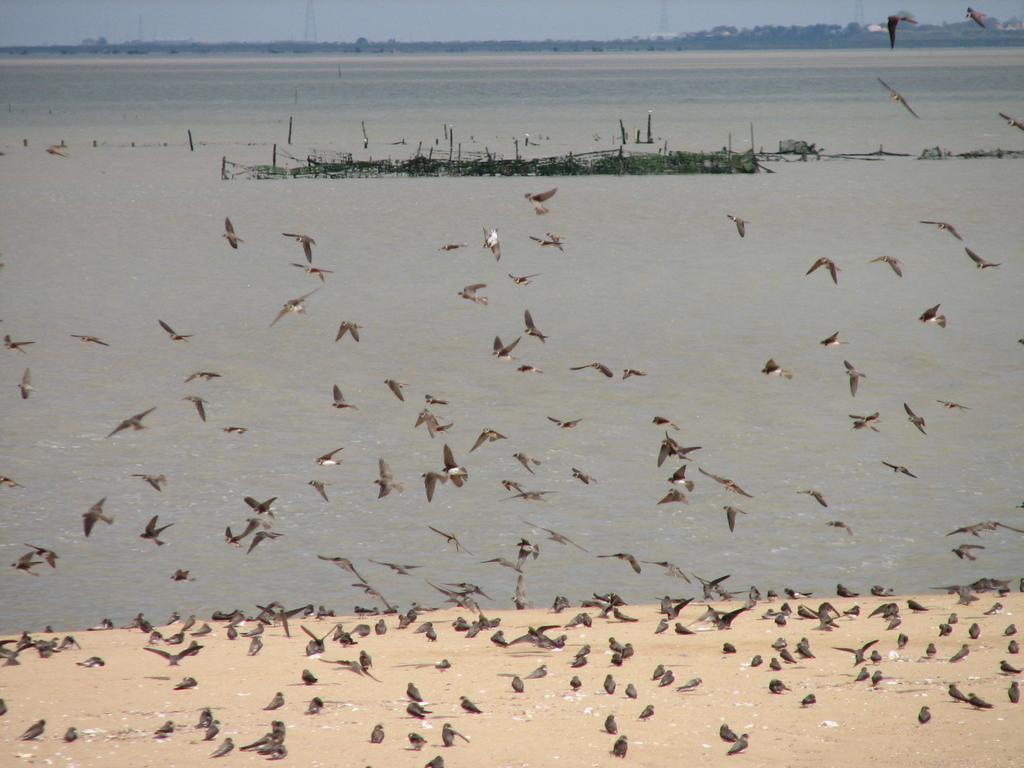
[1,590,1020,767]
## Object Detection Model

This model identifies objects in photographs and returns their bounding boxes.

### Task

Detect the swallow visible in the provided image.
[107,406,156,437]
[513,452,541,474]
[384,379,407,401]
[70,333,109,346]
[999,112,1024,130]
[442,722,470,746]
[762,358,793,379]
[611,735,628,758]
[440,444,468,486]
[223,425,248,434]
[247,530,282,554]
[570,361,613,377]
[83,497,113,536]
[653,416,681,432]
[827,520,854,536]
[571,467,596,484]
[142,641,203,666]
[4,335,34,352]
[522,520,588,551]
[225,518,261,545]
[953,544,985,560]
[270,288,319,327]
[292,263,333,282]
[46,144,68,156]
[806,257,840,284]
[180,395,208,422]
[493,335,521,360]
[936,400,969,411]
[658,488,689,505]
[308,480,330,501]
[547,416,581,429]
[1000,660,1021,674]
[886,14,917,48]
[638,704,655,720]
[11,551,44,575]
[504,490,554,502]
[407,701,432,719]
[282,232,316,262]
[916,307,949,334]
[727,214,746,238]
[141,515,173,546]
[901,402,926,434]
[676,677,703,692]
[316,555,366,582]
[966,7,986,27]
[918,705,931,724]
[798,489,828,507]
[949,644,971,663]
[665,465,694,490]
[439,242,467,251]
[408,732,427,750]
[332,321,362,344]
[458,283,488,305]
[843,360,865,397]
[968,693,993,709]
[877,77,919,116]
[699,467,753,497]
[17,368,31,399]
[659,433,701,466]
[1011,681,1021,703]
[482,227,501,260]
[920,220,962,241]
[524,310,548,342]
[868,255,903,277]
[174,676,197,690]
[727,734,749,755]
[964,247,1000,269]
[20,719,45,740]
[604,714,618,734]
[509,273,540,285]
[428,525,473,554]
[525,187,557,214]
[598,552,642,574]
[946,520,1024,536]
[622,368,647,379]
[851,411,880,431]
[470,428,506,452]
[370,559,420,576]
[331,385,357,410]
[158,320,191,341]
[222,217,242,248]
[769,679,790,694]
[21,543,58,568]
[530,232,566,250]
[375,458,404,498]
[884,460,917,479]
[833,639,878,665]
[366,723,384,743]
[415,409,451,438]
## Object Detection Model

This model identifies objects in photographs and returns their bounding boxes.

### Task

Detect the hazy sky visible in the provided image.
[3,1,1023,46]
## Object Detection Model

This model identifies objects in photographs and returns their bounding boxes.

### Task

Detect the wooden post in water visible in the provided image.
[448,127,454,162]
[188,129,194,152]
[635,128,641,143]
[23,138,28,147]
[221,156,227,180]
[750,122,755,156]
[361,121,368,149]
[416,140,422,157]
[514,138,519,160]
[619,119,627,144]
[272,143,277,168]
[457,142,461,161]
[647,110,653,143]
[288,116,293,145]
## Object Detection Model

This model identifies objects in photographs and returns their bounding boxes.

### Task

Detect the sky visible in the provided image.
[2,0,1023,46]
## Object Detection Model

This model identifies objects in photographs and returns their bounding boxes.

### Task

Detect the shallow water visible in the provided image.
[1,50,1022,633]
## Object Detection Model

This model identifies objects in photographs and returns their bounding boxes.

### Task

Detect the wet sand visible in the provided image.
[1,591,1020,767]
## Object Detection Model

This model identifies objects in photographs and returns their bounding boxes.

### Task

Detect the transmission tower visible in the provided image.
[658,0,670,35]
[304,0,318,43]
[854,0,865,26]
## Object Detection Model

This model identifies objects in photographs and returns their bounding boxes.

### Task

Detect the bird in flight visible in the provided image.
[919,220,962,241]
[524,187,557,215]
[223,217,243,249]
[966,7,986,27]
[886,14,917,48]
[999,112,1024,130]
[282,232,316,263]
[726,214,746,238]
[877,78,919,118]
[270,289,319,327]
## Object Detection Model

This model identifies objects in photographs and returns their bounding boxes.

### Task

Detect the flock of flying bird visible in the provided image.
[3,13,1024,761]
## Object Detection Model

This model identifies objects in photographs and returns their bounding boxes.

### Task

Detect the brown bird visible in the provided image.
[158,320,191,341]
[844,360,865,397]
[106,406,156,438]
[184,371,220,382]
[799,490,828,507]
[524,187,557,214]
[482,227,501,260]
[438,242,467,251]
[529,233,565,251]
[493,335,521,360]
[570,362,613,377]
[4,335,35,352]
[667,465,694,490]
[315,447,343,466]
[869,255,903,277]
[999,112,1024,130]
[946,520,1024,537]
[375,458,404,498]
[335,321,362,343]
[727,214,746,238]
[22,543,58,568]
[920,221,963,241]
[428,525,473,554]
[919,304,947,328]
[71,334,110,346]
[82,498,113,537]
[806,257,840,284]
[653,416,680,430]
[282,232,316,263]
[699,467,754,497]
[223,217,243,249]
[967,7,986,27]
[658,489,689,505]
[508,273,540,285]
[458,283,488,305]
[513,452,541,474]
[308,480,330,501]
[547,416,582,429]
[46,144,69,156]
[886,14,917,48]
[724,505,746,532]
[882,461,917,478]
[964,247,1000,269]
[850,411,880,431]
[904,403,927,434]
[761,358,793,379]
[383,379,406,401]
[522,520,588,551]
[243,496,277,516]
[877,78,919,117]
[658,434,700,467]
[936,400,969,411]
[270,289,319,327]
[827,520,854,536]
[953,544,985,561]
[470,428,506,452]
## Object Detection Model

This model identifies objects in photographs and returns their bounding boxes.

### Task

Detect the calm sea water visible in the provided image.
[1,50,1022,633]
